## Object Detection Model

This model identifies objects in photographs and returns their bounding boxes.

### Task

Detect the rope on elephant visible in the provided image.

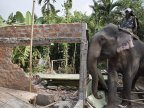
[117,91,144,94]
[118,25,139,40]
[119,98,144,105]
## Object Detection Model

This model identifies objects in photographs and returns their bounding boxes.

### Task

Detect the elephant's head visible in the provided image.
[87,23,133,99]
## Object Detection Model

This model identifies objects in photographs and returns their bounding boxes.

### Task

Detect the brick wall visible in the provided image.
[0,23,86,91]
[0,23,82,38]
[0,46,35,91]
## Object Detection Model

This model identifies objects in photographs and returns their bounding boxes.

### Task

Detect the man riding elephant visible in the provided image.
[120,8,139,36]
[117,8,139,52]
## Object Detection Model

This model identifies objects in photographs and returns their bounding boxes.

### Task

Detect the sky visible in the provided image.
[0,0,93,20]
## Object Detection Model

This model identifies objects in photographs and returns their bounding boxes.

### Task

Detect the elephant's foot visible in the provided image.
[121,101,131,108]
[93,93,102,99]
[118,104,127,108]
[103,104,128,108]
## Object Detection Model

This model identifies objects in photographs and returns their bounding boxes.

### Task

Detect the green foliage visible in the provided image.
[12,46,30,72]
[71,11,89,23]
[12,46,46,73]
[16,11,25,23]
[90,0,123,31]
[39,0,56,15]
[35,17,45,24]
[7,13,16,24]
[33,65,46,73]
[38,0,59,24]
[5,11,32,25]
[64,0,72,22]
[63,43,69,70]
[0,16,5,26]
[25,11,32,25]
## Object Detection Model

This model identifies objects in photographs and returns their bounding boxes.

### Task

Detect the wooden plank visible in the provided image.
[78,23,88,106]
[36,73,80,80]
[36,73,107,80]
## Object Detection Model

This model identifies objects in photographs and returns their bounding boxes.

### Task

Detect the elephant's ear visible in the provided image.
[116,33,134,52]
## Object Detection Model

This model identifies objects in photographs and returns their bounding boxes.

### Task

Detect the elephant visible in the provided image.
[87,23,144,108]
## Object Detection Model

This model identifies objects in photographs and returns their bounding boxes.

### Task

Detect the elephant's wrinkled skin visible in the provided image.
[87,23,144,108]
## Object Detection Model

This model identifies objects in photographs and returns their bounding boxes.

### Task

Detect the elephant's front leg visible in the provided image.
[107,62,118,108]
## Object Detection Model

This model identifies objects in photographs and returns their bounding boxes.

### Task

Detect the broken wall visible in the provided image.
[0,23,83,91]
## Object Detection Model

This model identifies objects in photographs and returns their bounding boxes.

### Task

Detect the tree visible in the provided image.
[6,13,16,24]
[38,0,59,23]
[63,0,72,22]
[90,0,123,29]
[62,0,73,72]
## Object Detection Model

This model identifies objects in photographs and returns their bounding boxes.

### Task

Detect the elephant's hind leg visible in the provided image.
[121,58,140,108]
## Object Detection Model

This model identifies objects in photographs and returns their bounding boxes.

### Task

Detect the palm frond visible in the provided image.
[52,0,56,3]
[41,4,47,14]
[38,0,43,5]
[50,3,56,13]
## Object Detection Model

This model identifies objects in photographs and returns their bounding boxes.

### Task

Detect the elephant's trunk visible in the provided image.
[87,40,107,99]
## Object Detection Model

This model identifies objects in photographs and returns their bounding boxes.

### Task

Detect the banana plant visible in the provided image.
[6,13,16,24]
[0,16,6,26]
[25,11,32,25]
[12,46,30,71]
[15,11,25,24]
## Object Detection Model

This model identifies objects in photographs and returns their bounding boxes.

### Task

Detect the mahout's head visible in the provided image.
[124,8,134,18]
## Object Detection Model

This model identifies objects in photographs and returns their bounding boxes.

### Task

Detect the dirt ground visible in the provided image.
[32,75,144,108]
[33,77,78,108]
